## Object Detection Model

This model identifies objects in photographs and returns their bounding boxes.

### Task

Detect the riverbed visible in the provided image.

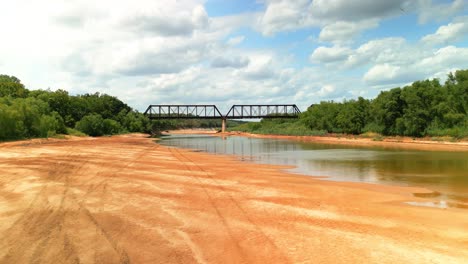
[160,134,468,208]
[1,134,468,263]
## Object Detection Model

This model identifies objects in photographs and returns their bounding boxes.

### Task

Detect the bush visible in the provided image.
[66,127,87,137]
[121,111,150,132]
[0,96,63,140]
[229,120,327,136]
[35,115,59,137]
[426,126,468,139]
[103,119,122,135]
[75,114,104,136]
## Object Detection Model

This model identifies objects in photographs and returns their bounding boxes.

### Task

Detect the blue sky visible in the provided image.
[0,0,467,112]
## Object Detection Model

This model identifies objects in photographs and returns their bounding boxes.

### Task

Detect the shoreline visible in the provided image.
[163,130,468,208]
[1,134,467,262]
[166,129,468,152]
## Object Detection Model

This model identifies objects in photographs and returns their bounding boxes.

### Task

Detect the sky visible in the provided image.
[1,0,468,113]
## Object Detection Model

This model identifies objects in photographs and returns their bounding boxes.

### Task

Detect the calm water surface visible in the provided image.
[160,134,468,208]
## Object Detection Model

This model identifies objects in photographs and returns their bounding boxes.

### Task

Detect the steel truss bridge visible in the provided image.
[143,104,301,132]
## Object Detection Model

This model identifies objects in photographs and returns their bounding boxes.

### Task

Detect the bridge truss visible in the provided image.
[225,104,301,119]
[144,104,301,120]
[144,105,223,119]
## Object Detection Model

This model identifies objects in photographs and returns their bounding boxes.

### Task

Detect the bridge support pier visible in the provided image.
[221,118,226,133]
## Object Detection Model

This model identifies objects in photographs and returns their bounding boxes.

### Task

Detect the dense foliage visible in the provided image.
[232,70,468,139]
[0,75,150,141]
[232,119,327,136]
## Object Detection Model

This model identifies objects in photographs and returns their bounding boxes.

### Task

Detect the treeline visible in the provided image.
[0,75,150,141]
[2,69,467,141]
[233,69,468,139]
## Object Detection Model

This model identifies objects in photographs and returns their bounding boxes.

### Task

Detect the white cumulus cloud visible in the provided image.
[422,16,468,45]
[418,0,465,24]
[310,46,352,64]
[363,46,468,86]
[319,20,379,44]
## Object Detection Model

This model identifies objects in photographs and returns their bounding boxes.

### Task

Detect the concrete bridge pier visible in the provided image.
[221,118,226,133]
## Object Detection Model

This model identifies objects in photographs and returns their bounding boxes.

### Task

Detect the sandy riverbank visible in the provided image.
[0,134,467,263]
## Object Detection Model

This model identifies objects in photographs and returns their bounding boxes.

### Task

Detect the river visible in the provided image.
[160,134,468,209]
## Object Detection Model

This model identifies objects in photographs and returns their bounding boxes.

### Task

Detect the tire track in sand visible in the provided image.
[173,147,290,263]
[0,147,84,263]
[169,147,248,263]
[0,143,133,264]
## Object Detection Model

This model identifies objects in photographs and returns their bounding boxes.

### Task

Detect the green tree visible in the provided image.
[398,79,444,136]
[75,114,105,136]
[0,96,64,140]
[0,75,28,98]
[103,119,122,135]
[302,101,340,132]
[371,88,405,135]
[81,93,131,120]
[336,97,370,134]
[121,111,150,132]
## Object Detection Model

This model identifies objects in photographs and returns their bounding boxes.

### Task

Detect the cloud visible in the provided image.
[257,0,408,35]
[310,46,352,63]
[257,0,467,38]
[419,46,468,69]
[257,0,313,36]
[310,0,408,21]
[317,84,336,97]
[51,2,250,78]
[61,32,215,76]
[238,54,277,80]
[421,16,468,45]
[364,64,403,85]
[139,65,281,111]
[418,0,465,24]
[344,37,409,68]
[211,56,249,68]
[363,46,468,86]
[55,14,86,28]
[124,4,209,36]
[227,36,245,46]
[319,20,378,44]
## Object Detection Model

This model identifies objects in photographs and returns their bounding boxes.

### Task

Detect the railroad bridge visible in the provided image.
[143,104,301,132]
